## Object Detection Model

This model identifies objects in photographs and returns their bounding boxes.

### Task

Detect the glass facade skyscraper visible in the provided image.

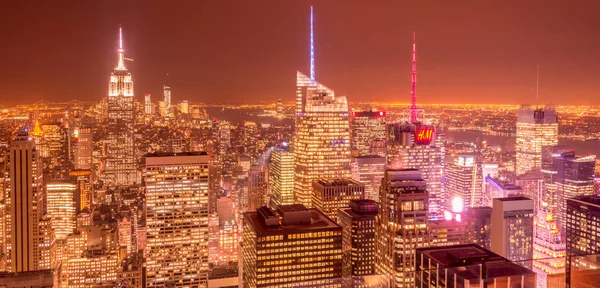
[515,105,558,175]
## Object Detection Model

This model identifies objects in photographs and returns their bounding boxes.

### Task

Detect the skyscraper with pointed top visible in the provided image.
[105,26,137,186]
[410,31,418,123]
[293,6,351,208]
[164,73,171,118]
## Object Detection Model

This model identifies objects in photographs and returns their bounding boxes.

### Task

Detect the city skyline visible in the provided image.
[2,1,600,105]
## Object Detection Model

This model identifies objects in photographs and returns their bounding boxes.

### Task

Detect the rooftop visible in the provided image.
[495,196,532,202]
[244,208,340,237]
[314,178,363,187]
[568,195,600,208]
[146,151,208,157]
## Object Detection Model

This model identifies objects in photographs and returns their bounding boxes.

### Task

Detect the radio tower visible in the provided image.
[310,6,315,81]
[410,31,418,123]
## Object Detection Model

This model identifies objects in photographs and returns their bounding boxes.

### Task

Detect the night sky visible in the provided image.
[1,0,600,105]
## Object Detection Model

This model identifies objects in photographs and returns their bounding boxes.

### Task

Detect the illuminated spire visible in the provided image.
[116,25,126,70]
[32,120,43,136]
[310,6,315,81]
[410,30,418,123]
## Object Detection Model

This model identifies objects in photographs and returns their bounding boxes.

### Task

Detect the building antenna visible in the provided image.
[310,6,315,81]
[410,30,418,123]
[536,65,539,109]
[117,25,126,70]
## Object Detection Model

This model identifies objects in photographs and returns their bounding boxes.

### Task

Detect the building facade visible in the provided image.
[491,197,534,268]
[312,178,364,222]
[145,152,210,287]
[268,145,294,209]
[338,200,378,278]
[515,105,558,175]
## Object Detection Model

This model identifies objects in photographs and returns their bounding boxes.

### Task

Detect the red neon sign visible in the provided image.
[415,126,434,145]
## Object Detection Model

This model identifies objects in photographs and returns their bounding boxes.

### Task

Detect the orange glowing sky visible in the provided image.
[1,0,600,105]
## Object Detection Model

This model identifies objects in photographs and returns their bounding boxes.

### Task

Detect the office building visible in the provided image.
[247,164,266,212]
[351,110,387,157]
[74,128,92,170]
[387,124,444,219]
[312,178,364,222]
[39,122,69,179]
[374,169,430,287]
[515,105,558,175]
[46,182,76,240]
[69,169,92,212]
[516,169,544,212]
[338,200,378,278]
[445,153,483,210]
[294,71,352,208]
[542,148,596,229]
[481,163,499,192]
[145,152,210,287]
[268,145,294,209]
[461,207,492,250]
[566,196,600,287]
[241,205,342,287]
[415,244,536,288]
[4,134,42,272]
[351,155,385,202]
[164,85,171,116]
[483,177,523,207]
[106,26,137,186]
[144,93,152,115]
[533,211,565,288]
[491,197,534,267]
[0,269,56,288]
[429,219,466,248]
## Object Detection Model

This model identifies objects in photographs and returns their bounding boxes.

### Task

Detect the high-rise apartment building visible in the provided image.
[415,244,537,288]
[491,197,534,267]
[144,93,152,115]
[106,26,137,186]
[351,110,387,157]
[566,196,600,288]
[445,153,483,210]
[542,148,596,229]
[46,182,76,240]
[461,206,492,250]
[4,134,42,272]
[312,178,364,222]
[294,71,352,208]
[533,211,565,288]
[145,152,210,287]
[387,124,444,219]
[374,169,430,287]
[242,205,343,287]
[515,105,558,175]
[351,155,385,202]
[338,200,378,278]
[268,145,294,209]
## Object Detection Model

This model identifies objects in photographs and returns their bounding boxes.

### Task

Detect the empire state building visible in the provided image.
[105,26,137,186]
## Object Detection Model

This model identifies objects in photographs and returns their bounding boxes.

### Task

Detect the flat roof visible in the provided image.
[417,244,504,267]
[568,195,600,208]
[314,178,363,187]
[244,209,340,237]
[495,196,531,202]
[146,151,208,157]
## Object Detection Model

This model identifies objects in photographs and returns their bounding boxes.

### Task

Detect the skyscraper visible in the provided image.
[445,153,483,210]
[387,124,445,219]
[106,26,136,186]
[145,152,210,287]
[565,196,600,288]
[268,144,294,209]
[46,182,76,240]
[144,93,152,115]
[491,197,534,268]
[461,206,492,250]
[4,133,42,272]
[241,205,342,287]
[351,110,387,157]
[351,155,385,202]
[164,85,171,117]
[533,211,565,288]
[247,164,266,212]
[312,178,364,222]
[515,105,558,175]
[374,169,430,287]
[542,148,596,229]
[74,127,92,170]
[338,199,378,278]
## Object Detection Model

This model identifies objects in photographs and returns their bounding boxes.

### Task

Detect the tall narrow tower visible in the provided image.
[310,6,315,81]
[164,73,171,117]
[410,31,418,123]
[293,6,352,208]
[106,26,137,186]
